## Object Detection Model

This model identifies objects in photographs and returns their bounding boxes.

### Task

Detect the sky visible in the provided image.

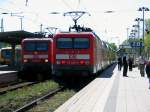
[0,0,150,46]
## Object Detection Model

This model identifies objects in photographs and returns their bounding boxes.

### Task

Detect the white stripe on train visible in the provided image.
[56,54,90,59]
[23,54,48,59]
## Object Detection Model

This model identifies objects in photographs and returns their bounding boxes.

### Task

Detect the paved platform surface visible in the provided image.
[55,65,150,112]
[0,65,18,84]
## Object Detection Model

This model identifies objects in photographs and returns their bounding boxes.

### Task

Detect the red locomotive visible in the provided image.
[52,31,114,77]
[20,11,116,79]
[21,38,53,80]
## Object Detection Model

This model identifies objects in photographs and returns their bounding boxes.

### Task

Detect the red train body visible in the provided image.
[53,32,112,76]
[21,38,53,79]
[20,31,116,79]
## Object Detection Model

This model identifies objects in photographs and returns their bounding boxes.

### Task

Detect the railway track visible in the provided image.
[0,71,18,86]
[0,82,36,95]
[0,81,20,88]
[0,65,112,112]
[14,86,64,112]
[15,74,97,111]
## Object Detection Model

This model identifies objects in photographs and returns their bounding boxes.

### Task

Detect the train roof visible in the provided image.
[56,31,94,34]
[22,38,53,42]
[0,47,12,50]
[0,46,21,51]
[54,31,104,42]
[54,31,102,39]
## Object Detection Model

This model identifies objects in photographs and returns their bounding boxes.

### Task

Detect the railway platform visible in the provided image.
[55,65,150,112]
[0,65,18,85]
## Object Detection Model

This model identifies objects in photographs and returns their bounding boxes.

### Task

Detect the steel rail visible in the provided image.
[14,86,64,112]
[0,82,36,95]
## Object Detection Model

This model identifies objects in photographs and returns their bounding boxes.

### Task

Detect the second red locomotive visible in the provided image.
[21,38,53,80]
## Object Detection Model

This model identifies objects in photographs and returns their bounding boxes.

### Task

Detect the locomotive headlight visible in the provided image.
[79,60,85,64]
[56,60,60,64]
[23,59,28,63]
[45,59,48,62]
[61,60,66,64]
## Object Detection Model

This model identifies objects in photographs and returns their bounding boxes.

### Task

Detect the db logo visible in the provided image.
[69,54,76,59]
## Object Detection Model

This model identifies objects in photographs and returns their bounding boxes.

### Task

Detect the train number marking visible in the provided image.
[69,54,76,59]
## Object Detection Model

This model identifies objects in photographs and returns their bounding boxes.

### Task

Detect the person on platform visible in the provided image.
[139,56,145,77]
[118,57,122,71]
[145,61,150,89]
[128,57,133,71]
[123,56,128,77]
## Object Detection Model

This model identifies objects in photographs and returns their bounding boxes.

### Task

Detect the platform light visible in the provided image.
[138,7,150,56]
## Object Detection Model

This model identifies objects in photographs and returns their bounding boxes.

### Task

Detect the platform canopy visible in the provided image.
[0,30,43,44]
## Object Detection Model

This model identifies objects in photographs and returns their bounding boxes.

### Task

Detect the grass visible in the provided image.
[0,80,59,112]
[28,89,76,112]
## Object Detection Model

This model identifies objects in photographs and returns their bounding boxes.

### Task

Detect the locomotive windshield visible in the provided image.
[57,38,72,48]
[1,50,12,58]
[74,38,89,48]
[36,43,48,51]
[57,37,89,49]
[24,42,48,51]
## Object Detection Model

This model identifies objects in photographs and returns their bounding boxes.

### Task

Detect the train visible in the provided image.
[20,38,53,80]
[0,11,117,80]
[0,30,116,80]
[0,46,21,66]
[19,26,116,80]
[52,31,116,77]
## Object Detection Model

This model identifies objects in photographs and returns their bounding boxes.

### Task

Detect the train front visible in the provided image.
[0,47,12,65]
[21,38,53,79]
[53,32,94,77]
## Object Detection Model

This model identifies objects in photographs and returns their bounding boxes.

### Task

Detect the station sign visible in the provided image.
[130,42,144,47]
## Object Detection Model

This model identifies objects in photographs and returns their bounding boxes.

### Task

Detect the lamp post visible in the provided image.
[0,18,4,32]
[1,12,24,30]
[127,28,129,41]
[0,13,9,32]
[135,18,143,38]
[10,13,24,30]
[138,7,149,56]
[135,18,143,56]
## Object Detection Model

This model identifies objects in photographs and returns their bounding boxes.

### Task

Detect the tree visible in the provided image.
[109,43,117,51]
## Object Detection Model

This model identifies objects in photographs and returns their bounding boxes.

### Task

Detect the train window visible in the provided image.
[24,42,48,51]
[1,50,12,58]
[74,38,89,49]
[24,42,35,51]
[36,42,48,51]
[57,38,72,48]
